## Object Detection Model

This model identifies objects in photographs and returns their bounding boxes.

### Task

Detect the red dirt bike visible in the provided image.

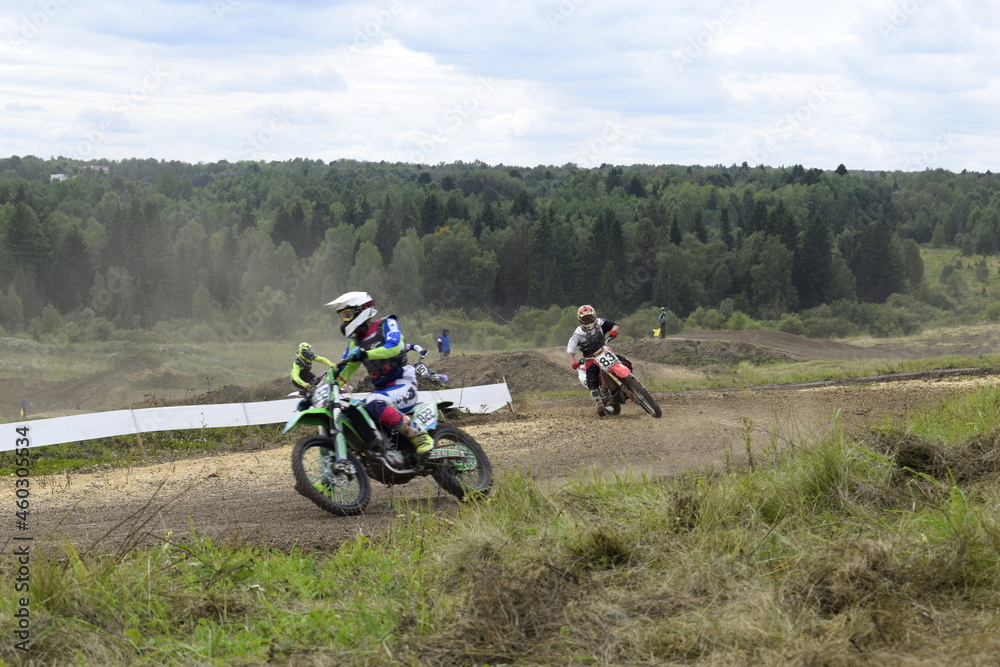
[413,361,449,385]
[584,341,662,418]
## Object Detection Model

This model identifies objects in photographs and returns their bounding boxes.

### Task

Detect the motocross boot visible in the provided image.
[590,389,608,417]
[395,415,435,457]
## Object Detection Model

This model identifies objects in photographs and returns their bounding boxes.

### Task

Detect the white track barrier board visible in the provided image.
[1,383,512,450]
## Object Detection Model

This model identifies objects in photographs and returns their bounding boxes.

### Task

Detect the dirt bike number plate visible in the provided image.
[412,404,437,430]
[312,383,331,409]
[594,349,619,372]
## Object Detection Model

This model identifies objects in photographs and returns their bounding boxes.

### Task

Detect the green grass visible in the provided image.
[730,353,1000,387]
[6,387,1000,664]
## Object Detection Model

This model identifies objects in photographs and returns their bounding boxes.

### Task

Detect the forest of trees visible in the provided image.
[0,154,998,344]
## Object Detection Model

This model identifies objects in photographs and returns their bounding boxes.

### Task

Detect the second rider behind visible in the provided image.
[325,291,434,457]
[291,342,333,392]
[566,304,632,411]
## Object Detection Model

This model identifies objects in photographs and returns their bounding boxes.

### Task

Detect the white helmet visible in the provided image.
[325,291,377,339]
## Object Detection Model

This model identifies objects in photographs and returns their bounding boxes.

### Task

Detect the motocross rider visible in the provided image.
[405,343,429,359]
[325,291,434,457]
[566,305,632,411]
[290,342,334,393]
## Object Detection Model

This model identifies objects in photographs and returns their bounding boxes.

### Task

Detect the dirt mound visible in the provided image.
[134,373,453,409]
[618,337,804,366]
[353,375,448,392]
[128,368,201,389]
[431,350,579,394]
[665,330,912,360]
[131,377,292,408]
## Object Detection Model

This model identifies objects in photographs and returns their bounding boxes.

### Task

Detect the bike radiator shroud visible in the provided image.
[341,403,378,448]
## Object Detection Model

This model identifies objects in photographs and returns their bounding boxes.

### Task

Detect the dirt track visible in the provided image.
[10,330,1000,553]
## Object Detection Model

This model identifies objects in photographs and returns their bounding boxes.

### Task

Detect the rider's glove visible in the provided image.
[344,347,367,363]
[608,330,618,338]
[571,361,580,370]
[420,349,428,357]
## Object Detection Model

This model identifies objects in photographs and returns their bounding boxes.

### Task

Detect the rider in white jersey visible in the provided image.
[566,305,631,410]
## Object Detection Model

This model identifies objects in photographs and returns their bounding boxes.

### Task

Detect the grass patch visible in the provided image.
[733,353,1000,387]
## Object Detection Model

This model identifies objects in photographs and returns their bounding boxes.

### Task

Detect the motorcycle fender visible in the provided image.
[610,364,631,380]
[282,407,330,434]
[409,402,439,431]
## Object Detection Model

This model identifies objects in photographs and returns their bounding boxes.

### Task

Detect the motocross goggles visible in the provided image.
[579,313,596,325]
[336,307,359,324]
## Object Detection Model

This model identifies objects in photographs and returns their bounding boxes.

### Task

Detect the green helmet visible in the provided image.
[297,342,315,362]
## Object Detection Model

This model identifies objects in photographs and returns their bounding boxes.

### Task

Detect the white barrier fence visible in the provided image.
[1,383,512,451]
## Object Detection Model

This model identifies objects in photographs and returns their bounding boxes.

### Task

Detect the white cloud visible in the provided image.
[0,0,997,170]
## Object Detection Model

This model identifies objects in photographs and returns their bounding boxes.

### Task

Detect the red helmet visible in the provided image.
[577,304,597,330]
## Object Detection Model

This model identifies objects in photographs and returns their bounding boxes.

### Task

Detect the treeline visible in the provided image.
[1,154,998,343]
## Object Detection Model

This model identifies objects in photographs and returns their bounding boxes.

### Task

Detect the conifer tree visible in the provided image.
[792,214,832,309]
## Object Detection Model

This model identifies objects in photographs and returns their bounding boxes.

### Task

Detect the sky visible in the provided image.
[2,0,998,172]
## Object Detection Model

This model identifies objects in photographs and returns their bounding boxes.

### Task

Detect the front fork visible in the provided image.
[601,370,629,402]
[330,404,350,460]
[317,421,350,463]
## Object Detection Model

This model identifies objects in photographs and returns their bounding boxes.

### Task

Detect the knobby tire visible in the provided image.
[624,375,662,418]
[429,424,493,501]
[291,435,371,516]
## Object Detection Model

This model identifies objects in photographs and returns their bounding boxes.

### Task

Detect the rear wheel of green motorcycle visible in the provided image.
[428,425,493,501]
[291,436,371,516]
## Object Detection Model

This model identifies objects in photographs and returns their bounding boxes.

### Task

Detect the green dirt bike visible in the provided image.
[283,362,493,516]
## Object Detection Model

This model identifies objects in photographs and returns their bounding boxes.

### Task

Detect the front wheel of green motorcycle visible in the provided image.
[428,424,493,501]
[291,436,371,516]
